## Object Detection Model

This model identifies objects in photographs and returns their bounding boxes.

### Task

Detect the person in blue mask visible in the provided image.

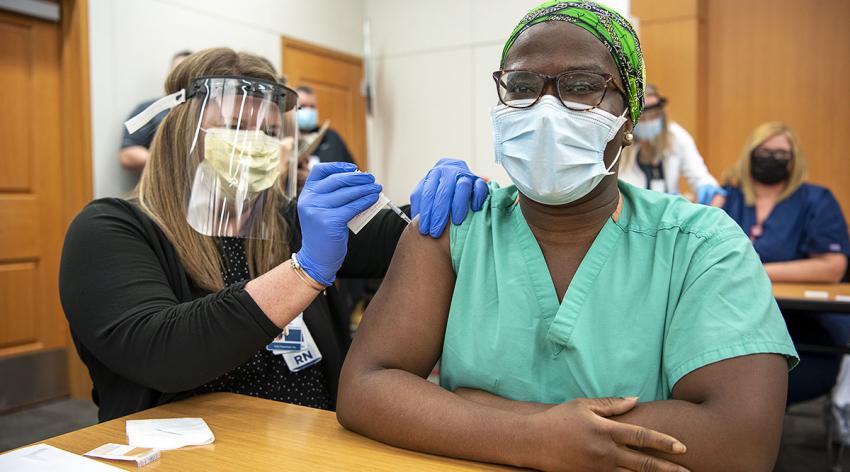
[337,2,797,471]
[295,85,355,165]
[618,84,725,206]
[722,121,850,404]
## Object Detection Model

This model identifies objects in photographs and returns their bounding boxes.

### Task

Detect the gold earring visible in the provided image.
[624,132,634,145]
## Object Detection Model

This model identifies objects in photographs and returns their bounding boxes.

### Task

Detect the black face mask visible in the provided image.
[750,152,791,184]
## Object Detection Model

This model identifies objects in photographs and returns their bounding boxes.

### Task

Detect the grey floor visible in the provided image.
[1,396,849,470]
[0,398,98,452]
[777,397,850,472]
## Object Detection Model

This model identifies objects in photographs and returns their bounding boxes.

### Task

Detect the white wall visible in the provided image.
[89,0,366,198]
[365,0,630,202]
[89,0,631,200]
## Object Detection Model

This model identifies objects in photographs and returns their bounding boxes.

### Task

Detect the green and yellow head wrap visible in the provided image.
[500,1,646,123]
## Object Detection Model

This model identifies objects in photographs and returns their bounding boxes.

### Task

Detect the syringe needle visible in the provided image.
[387,201,412,224]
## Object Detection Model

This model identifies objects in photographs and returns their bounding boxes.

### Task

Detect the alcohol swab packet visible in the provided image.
[84,444,160,467]
[126,418,214,450]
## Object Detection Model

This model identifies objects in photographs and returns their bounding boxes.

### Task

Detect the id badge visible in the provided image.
[266,314,304,352]
[282,323,322,372]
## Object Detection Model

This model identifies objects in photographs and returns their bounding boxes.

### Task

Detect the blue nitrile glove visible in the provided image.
[696,184,727,205]
[297,162,382,286]
[410,158,489,238]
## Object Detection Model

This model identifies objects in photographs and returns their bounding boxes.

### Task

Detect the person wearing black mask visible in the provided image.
[722,121,850,404]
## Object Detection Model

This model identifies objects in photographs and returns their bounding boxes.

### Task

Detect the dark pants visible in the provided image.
[787,311,850,404]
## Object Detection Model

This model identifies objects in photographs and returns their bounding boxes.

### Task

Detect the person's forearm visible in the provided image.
[133,261,321,391]
[246,259,322,329]
[455,389,778,471]
[764,258,844,283]
[615,400,779,471]
[455,387,554,414]
[337,369,534,468]
[120,146,149,171]
[89,284,282,393]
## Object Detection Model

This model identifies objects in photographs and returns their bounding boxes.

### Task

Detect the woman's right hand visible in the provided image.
[525,397,689,472]
[296,162,382,286]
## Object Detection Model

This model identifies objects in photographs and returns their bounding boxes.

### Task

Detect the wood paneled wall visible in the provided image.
[282,37,367,169]
[60,0,94,400]
[701,0,850,214]
[632,0,850,214]
[630,0,701,138]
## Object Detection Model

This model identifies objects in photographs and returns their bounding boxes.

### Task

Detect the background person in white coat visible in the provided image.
[619,84,726,206]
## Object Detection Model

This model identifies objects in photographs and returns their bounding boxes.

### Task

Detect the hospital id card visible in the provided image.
[266,313,305,352]
[282,321,322,372]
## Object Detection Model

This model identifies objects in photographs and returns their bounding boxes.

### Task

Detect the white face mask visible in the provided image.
[491,95,628,205]
[632,117,664,141]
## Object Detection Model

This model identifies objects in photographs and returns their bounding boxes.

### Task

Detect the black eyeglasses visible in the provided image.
[492,69,627,111]
[752,148,793,161]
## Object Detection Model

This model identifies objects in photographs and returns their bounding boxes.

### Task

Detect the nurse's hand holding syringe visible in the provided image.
[295,160,490,288]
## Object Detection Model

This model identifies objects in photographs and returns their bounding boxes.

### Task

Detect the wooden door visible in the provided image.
[0,8,71,409]
[630,0,701,138]
[282,37,367,169]
[700,0,850,214]
[631,0,704,196]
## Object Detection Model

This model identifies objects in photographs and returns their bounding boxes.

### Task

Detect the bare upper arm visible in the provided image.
[341,218,455,380]
[672,353,787,407]
[120,146,149,171]
[671,352,788,456]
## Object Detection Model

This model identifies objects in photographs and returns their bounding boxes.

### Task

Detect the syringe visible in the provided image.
[386,200,412,224]
[347,192,411,234]
[350,170,412,225]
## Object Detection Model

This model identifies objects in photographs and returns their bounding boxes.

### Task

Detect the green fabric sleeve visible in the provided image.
[663,231,799,388]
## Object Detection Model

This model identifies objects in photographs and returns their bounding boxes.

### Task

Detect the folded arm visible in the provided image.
[456,353,788,471]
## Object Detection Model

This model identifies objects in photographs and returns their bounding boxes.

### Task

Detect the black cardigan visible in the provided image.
[59,198,406,421]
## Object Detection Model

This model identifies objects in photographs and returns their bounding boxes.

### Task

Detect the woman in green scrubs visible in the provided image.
[337,2,797,471]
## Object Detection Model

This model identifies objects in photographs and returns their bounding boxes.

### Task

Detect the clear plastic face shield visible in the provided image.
[186,76,298,239]
[126,75,299,239]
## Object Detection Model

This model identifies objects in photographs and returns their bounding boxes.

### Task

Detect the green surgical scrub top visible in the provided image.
[441,181,798,403]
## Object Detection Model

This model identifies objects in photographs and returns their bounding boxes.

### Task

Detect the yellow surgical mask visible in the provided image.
[203,128,281,201]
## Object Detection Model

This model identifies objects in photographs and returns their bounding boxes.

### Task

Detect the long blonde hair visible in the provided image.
[620,84,671,172]
[722,121,806,206]
[131,48,290,291]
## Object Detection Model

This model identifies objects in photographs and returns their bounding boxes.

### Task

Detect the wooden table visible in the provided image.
[773,283,850,354]
[773,283,850,314]
[34,393,516,471]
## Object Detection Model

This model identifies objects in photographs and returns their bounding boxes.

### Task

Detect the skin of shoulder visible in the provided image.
[339,217,452,381]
